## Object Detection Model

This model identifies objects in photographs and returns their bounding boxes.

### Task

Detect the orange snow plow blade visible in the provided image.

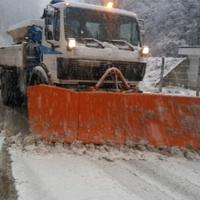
[28,85,200,149]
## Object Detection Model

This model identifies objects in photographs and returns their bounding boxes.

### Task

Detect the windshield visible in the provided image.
[64,7,140,46]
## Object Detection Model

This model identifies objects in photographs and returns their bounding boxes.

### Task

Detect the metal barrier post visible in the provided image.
[196,58,200,97]
[159,57,165,93]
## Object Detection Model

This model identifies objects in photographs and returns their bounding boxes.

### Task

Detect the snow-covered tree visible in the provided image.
[86,0,200,56]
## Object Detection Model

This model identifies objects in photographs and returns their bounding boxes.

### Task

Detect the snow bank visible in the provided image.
[140,57,196,96]
[143,57,185,85]
[161,86,196,96]
[7,132,200,163]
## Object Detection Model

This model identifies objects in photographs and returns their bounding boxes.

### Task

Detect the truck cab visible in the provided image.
[42,1,148,86]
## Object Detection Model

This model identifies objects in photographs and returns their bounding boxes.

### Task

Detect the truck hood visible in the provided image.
[66,43,144,63]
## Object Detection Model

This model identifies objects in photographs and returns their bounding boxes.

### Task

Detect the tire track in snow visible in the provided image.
[125,159,200,200]
[94,159,177,200]
[146,157,200,188]
[94,157,200,200]
[0,133,17,200]
[10,151,142,200]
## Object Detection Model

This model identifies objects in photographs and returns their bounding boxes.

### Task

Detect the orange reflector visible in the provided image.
[28,85,200,149]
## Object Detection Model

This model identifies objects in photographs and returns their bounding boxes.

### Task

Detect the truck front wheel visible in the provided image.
[30,66,49,86]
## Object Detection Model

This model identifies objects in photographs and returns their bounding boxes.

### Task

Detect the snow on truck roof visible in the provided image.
[52,1,137,18]
[7,2,137,40]
[7,20,44,43]
[7,20,44,33]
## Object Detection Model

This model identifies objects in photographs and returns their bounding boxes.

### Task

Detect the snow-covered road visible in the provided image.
[10,147,200,200]
[10,150,137,200]
[0,132,17,200]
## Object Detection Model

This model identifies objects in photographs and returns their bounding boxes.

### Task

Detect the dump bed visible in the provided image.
[7,19,43,44]
[0,20,43,69]
[0,44,24,68]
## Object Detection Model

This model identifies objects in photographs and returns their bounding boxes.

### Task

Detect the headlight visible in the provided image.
[141,46,150,55]
[67,38,76,50]
[106,2,114,9]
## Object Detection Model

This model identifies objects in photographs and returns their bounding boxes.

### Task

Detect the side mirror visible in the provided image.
[44,7,60,49]
[140,30,145,45]
[45,25,53,41]
[47,24,54,36]
[138,19,145,46]
[44,8,54,40]
[46,40,59,50]
[45,25,59,49]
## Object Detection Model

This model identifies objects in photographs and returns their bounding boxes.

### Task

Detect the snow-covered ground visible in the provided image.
[144,57,185,85]
[10,150,136,200]
[9,142,200,200]
[140,57,197,96]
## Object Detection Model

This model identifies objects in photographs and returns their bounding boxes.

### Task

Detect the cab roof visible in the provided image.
[50,1,137,18]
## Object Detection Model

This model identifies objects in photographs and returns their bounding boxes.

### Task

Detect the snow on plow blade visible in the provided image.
[28,85,200,149]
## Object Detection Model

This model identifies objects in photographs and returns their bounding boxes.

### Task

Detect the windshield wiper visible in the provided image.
[109,40,135,51]
[81,38,105,49]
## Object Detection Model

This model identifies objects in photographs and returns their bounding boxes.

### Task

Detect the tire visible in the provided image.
[30,66,49,86]
[1,70,24,106]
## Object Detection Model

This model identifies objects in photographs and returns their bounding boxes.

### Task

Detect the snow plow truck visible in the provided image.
[0,0,200,149]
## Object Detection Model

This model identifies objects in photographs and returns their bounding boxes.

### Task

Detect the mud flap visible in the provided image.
[28,85,200,149]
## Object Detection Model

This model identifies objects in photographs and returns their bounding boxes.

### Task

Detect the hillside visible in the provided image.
[86,0,200,56]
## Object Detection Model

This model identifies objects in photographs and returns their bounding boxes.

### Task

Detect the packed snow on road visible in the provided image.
[0,129,200,200]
